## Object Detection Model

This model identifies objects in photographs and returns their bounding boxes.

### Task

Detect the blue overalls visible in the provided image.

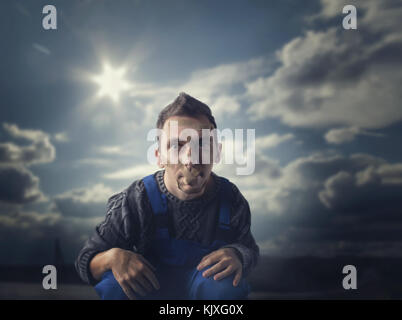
[94,174,250,300]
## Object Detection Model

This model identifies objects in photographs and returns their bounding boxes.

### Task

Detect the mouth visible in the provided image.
[178,168,205,188]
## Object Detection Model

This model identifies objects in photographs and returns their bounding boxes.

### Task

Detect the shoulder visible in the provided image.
[213,172,247,203]
[99,174,154,234]
[104,178,141,214]
[213,173,251,228]
[107,172,161,216]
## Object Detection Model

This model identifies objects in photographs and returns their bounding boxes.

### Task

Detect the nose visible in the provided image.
[183,144,193,168]
[181,143,201,172]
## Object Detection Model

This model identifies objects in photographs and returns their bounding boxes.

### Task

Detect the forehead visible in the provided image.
[162,116,213,137]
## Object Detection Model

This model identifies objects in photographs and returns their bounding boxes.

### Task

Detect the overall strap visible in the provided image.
[143,174,168,216]
[218,178,231,230]
[142,174,169,239]
[216,177,234,242]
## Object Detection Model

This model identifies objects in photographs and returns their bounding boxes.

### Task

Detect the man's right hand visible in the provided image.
[109,248,160,300]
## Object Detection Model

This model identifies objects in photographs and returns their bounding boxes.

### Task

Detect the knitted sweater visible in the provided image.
[75,170,260,285]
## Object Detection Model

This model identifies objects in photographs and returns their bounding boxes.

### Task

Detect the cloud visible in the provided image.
[375,163,402,185]
[0,123,56,205]
[54,183,115,217]
[94,145,134,157]
[246,0,402,130]
[319,163,402,211]
[324,126,385,144]
[0,165,47,204]
[0,123,56,166]
[179,57,272,120]
[96,145,125,155]
[210,95,241,118]
[243,152,402,257]
[0,209,60,235]
[74,158,113,167]
[256,133,294,150]
[103,163,157,180]
[215,153,282,186]
[90,56,274,130]
[53,132,69,143]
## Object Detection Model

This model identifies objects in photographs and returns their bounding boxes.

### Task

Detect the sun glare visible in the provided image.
[91,63,131,103]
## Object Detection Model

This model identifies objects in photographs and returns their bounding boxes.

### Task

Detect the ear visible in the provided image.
[155,148,165,168]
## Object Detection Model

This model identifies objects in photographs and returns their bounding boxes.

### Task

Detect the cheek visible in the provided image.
[199,164,213,175]
[165,149,179,164]
[165,163,181,173]
[200,144,217,163]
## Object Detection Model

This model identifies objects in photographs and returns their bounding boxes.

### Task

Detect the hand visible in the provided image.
[110,248,160,300]
[196,248,243,287]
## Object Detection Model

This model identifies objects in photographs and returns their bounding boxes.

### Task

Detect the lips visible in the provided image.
[180,167,204,186]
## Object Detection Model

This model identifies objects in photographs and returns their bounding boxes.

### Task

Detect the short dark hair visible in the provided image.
[156,92,217,129]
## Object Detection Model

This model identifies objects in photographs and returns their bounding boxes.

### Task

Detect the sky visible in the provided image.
[0,0,402,265]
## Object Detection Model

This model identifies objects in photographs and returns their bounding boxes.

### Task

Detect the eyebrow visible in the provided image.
[167,137,206,147]
[167,138,187,147]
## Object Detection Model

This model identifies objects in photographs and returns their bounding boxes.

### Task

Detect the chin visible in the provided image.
[179,185,204,195]
[177,178,207,195]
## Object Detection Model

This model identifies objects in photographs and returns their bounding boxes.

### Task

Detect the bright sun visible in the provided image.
[91,63,131,103]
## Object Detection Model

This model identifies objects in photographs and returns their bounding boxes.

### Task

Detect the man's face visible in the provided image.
[156,115,218,198]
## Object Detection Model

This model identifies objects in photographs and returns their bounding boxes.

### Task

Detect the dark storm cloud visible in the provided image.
[54,198,107,218]
[0,165,45,204]
[285,32,402,88]
[319,165,402,214]
[53,183,114,218]
[249,152,402,257]
[0,123,55,166]
[324,126,385,144]
[283,153,387,191]
[0,181,114,265]
[0,123,57,204]
[247,0,402,129]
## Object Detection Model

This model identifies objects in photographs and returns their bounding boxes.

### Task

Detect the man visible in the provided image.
[75,92,259,299]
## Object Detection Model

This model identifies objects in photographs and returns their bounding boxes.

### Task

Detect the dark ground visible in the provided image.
[1,256,402,299]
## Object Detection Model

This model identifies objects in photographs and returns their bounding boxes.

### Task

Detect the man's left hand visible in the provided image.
[196,248,242,287]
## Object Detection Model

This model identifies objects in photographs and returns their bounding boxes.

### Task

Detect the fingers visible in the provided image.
[197,251,221,271]
[127,278,147,297]
[202,260,227,278]
[113,269,138,300]
[197,251,215,267]
[138,255,157,272]
[196,248,244,287]
[112,251,161,299]
[138,256,160,290]
[116,265,159,298]
[198,251,213,265]
[233,269,242,287]
[142,267,160,291]
[129,264,160,294]
[120,282,137,300]
[135,274,153,293]
[121,273,155,298]
[212,265,236,281]
[127,254,160,292]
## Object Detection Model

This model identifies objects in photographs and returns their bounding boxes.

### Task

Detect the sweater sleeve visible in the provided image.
[222,183,260,277]
[74,190,135,285]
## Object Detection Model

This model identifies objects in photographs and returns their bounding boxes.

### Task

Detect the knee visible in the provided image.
[94,270,128,300]
[189,268,250,300]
